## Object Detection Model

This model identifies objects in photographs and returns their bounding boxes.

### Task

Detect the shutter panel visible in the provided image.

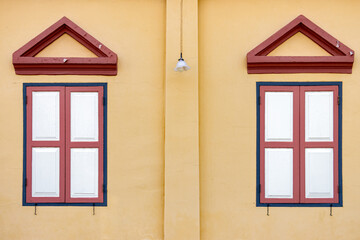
[265,148,294,199]
[32,148,60,197]
[305,148,334,199]
[65,87,104,203]
[70,92,99,142]
[260,86,299,203]
[26,87,65,203]
[32,91,60,141]
[70,148,99,198]
[300,86,339,203]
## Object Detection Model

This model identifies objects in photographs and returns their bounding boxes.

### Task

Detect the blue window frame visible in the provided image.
[23,83,107,206]
[256,82,342,207]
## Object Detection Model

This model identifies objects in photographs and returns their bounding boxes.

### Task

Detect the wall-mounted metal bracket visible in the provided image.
[330,204,333,216]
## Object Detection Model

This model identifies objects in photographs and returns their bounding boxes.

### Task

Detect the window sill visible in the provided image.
[257,202,342,207]
[23,202,107,207]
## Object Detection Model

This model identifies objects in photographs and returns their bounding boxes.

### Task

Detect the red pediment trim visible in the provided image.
[13,17,117,75]
[247,15,354,74]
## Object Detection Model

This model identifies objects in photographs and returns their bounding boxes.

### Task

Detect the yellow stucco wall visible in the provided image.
[1,0,360,239]
[0,0,165,239]
[164,0,200,239]
[199,0,360,239]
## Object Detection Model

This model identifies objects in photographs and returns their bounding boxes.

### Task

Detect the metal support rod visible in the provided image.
[330,204,333,216]
[93,204,95,215]
[34,204,37,216]
[267,204,269,216]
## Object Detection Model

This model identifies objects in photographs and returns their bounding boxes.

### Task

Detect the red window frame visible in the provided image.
[259,86,300,203]
[65,87,104,203]
[26,87,66,203]
[26,86,104,204]
[299,86,339,204]
[259,85,339,204]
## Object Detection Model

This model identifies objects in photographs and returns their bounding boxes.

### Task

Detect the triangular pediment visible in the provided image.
[35,33,98,58]
[247,15,354,73]
[267,32,331,56]
[13,17,117,75]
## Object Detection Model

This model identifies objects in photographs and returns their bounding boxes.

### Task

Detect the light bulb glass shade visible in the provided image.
[174,59,190,72]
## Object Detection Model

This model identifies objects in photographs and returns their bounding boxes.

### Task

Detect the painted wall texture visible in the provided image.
[0,0,165,239]
[199,0,360,239]
[0,0,360,239]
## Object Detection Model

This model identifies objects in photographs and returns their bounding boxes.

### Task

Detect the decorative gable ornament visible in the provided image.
[13,17,117,75]
[247,15,354,74]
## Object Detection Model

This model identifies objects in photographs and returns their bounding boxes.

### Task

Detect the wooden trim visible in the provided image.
[247,15,354,74]
[299,86,339,203]
[65,87,104,203]
[259,86,300,203]
[26,87,66,203]
[13,17,117,75]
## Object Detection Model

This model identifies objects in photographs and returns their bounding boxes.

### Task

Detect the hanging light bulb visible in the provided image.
[174,53,190,72]
[174,0,190,72]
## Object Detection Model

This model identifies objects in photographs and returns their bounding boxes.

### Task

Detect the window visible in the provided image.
[256,82,342,207]
[23,83,107,206]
